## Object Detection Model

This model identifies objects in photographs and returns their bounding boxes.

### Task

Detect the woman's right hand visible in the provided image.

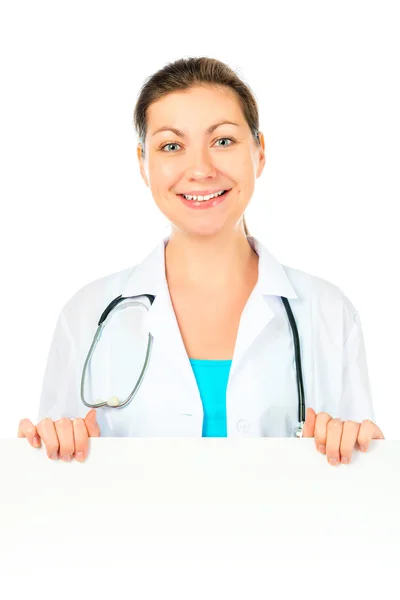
[17,409,101,462]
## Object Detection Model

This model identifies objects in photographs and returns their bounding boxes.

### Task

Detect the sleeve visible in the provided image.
[338,310,376,424]
[36,309,83,423]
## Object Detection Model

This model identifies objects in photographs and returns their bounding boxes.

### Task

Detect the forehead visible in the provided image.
[147,86,244,129]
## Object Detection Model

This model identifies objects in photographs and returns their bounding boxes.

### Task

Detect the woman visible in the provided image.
[18,56,384,464]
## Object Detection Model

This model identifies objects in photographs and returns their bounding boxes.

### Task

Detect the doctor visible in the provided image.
[18,56,384,464]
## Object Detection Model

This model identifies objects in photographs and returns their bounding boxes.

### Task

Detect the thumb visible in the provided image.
[84,409,101,437]
[302,407,317,438]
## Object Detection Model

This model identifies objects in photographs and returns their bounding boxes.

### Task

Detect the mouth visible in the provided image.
[177,189,232,210]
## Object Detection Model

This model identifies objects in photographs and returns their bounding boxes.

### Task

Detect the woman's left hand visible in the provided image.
[302,408,385,466]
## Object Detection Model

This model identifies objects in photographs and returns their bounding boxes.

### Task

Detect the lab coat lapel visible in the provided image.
[121,236,200,397]
[230,291,274,380]
[230,237,299,380]
[121,234,299,393]
[147,282,199,394]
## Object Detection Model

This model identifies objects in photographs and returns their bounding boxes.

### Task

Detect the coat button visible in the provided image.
[236,419,251,433]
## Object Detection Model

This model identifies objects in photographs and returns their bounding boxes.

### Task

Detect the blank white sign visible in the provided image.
[1,438,399,599]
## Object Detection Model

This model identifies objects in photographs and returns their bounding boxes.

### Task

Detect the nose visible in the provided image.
[184,147,218,179]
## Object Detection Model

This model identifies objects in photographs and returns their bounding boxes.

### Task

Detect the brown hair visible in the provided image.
[133,57,263,237]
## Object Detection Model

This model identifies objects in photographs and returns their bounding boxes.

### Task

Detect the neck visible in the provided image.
[164,230,259,292]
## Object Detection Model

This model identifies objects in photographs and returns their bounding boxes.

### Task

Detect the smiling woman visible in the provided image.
[133,57,264,242]
[19,56,384,460]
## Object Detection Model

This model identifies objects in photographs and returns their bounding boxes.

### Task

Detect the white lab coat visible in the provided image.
[37,234,376,437]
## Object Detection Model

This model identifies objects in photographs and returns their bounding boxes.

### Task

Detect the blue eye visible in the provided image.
[215,137,234,147]
[162,143,181,152]
[160,137,235,152]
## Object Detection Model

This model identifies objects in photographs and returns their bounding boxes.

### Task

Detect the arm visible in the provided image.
[37,309,82,422]
[338,310,376,424]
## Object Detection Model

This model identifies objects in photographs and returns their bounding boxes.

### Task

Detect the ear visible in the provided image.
[255,132,266,178]
[137,143,149,187]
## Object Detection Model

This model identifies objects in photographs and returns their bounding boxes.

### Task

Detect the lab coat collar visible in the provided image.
[120,233,299,391]
[121,234,298,300]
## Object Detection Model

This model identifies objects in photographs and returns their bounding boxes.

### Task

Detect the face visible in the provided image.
[137,85,266,237]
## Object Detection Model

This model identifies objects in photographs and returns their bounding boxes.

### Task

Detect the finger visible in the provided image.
[357,419,384,452]
[36,419,60,460]
[72,418,89,462]
[84,409,101,437]
[314,412,333,454]
[325,418,344,465]
[54,418,75,462]
[18,418,41,448]
[302,408,316,438]
[339,421,360,464]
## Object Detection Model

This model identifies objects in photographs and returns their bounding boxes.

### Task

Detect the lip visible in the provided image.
[178,188,229,196]
[178,188,231,210]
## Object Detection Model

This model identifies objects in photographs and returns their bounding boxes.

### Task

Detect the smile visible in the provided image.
[177,189,232,210]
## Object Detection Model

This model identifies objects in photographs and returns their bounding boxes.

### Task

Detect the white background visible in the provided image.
[1,0,399,439]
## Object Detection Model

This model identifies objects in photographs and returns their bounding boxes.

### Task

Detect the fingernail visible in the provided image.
[61,455,71,462]
[75,452,84,460]
[328,458,338,466]
[32,436,40,447]
[359,445,365,452]
[318,445,325,453]
[50,452,58,460]
[341,457,349,464]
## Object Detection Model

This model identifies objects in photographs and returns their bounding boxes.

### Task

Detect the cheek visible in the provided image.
[234,162,255,192]
[148,152,255,191]
[227,154,254,178]
[148,156,179,184]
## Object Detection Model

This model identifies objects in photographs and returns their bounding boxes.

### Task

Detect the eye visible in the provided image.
[160,142,181,152]
[215,137,235,147]
[159,137,236,152]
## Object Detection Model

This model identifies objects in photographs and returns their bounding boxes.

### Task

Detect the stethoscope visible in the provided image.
[80,294,306,438]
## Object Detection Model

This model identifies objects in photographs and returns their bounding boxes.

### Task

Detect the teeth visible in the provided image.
[183,190,226,201]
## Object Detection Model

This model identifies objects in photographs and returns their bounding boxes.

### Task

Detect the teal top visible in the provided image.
[189,359,232,437]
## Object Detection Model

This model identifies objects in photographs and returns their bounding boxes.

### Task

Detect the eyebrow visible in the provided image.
[151,120,240,138]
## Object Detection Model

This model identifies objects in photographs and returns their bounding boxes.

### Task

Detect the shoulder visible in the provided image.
[282,264,359,341]
[58,264,138,328]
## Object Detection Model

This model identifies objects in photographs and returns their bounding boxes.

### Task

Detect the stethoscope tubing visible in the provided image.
[80,294,305,437]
